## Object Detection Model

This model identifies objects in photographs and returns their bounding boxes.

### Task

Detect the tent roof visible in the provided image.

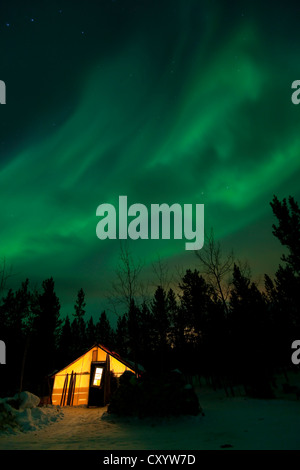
[52,343,143,377]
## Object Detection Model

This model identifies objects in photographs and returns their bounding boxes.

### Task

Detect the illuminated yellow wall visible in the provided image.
[52,346,134,406]
[110,355,131,376]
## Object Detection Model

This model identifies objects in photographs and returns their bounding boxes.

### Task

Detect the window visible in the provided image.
[93,367,103,387]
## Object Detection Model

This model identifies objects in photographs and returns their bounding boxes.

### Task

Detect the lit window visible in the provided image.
[93,367,103,387]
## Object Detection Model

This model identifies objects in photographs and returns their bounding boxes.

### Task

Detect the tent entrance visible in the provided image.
[88,362,106,407]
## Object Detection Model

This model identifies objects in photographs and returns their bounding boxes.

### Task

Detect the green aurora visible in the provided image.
[0,0,300,318]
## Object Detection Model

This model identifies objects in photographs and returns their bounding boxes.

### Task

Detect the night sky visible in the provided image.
[1,0,300,321]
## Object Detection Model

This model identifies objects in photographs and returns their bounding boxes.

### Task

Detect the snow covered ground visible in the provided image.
[1,375,300,450]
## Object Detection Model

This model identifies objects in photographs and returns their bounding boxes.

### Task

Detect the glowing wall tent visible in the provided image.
[51,344,135,407]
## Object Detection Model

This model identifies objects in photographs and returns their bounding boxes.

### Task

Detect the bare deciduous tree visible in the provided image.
[152,254,170,289]
[108,242,144,315]
[195,229,234,314]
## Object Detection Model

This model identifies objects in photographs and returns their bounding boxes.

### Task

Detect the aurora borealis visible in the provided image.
[0,0,300,319]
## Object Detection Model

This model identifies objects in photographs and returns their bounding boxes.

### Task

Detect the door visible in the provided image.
[88,362,105,407]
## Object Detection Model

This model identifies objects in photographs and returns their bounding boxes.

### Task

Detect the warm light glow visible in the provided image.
[51,346,134,406]
[93,367,103,387]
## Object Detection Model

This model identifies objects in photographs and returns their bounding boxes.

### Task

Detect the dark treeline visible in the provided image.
[0,195,300,399]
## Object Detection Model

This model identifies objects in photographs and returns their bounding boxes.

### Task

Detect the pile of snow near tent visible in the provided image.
[0,391,63,434]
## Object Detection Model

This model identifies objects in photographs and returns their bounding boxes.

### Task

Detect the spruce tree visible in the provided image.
[71,288,87,356]
[151,286,170,373]
[229,264,272,397]
[95,311,114,349]
[58,315,73,368]
[32,277,61,391]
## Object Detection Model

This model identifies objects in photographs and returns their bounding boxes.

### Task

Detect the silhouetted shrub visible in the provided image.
[108,369,201,418]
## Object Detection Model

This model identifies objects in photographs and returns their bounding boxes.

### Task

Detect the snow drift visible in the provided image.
[1,373,300,450]
[0,391,63,434]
